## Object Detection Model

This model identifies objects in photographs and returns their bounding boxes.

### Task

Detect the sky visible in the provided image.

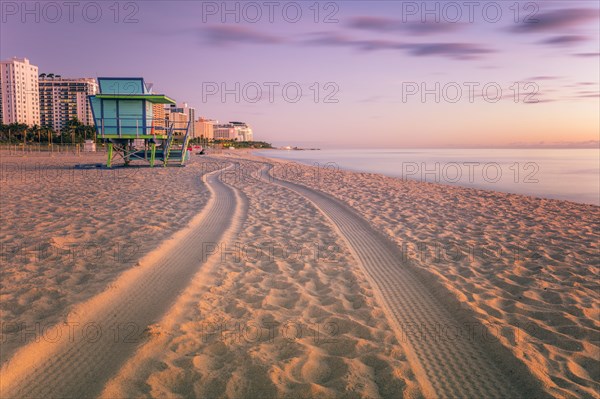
[1,0,599,148]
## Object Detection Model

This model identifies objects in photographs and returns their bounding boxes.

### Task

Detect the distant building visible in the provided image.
[212,121,254,141]
[213,123,236,140]
[230,121,253,141]
[167,102,195,137]
[181,103,195,137]
[145,83,167,134]
[38,75,98,131]
[195,117,215,140]
[0,57,40,126]
[165,105,189,136]
[152,103,166,133]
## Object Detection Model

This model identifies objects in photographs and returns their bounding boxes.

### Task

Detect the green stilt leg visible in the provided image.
[107,143,113,168]
[150,143,156,167]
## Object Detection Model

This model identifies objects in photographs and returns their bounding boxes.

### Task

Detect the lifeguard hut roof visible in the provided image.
[97,77,149,94]
[95,77,175,104]
[95,94,176,104]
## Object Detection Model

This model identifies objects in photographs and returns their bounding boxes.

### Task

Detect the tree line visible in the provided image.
[188,137,272,149]
[0,119,273,148]
[0,117,97,144]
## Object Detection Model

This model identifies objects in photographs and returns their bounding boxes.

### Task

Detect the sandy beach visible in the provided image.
[1,151,598,398]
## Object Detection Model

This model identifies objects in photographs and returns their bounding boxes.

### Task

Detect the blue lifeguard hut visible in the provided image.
[89,77,192,167]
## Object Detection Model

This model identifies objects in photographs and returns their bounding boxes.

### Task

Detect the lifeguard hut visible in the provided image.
[88,77,192,167]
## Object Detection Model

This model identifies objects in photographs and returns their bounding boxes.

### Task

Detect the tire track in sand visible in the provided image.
[0,165,244,398]
[262,163,549,399]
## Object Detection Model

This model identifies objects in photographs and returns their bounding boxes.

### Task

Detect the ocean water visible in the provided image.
[255,149,600,206]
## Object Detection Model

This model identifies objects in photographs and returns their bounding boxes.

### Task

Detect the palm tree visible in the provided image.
[64,117,83,144]
[29,124,41,145]
[6,123,28,143]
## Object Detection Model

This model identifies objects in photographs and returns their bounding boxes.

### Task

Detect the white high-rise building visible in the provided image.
[0,57,40,126]
[39,75,98,131]
[230,121,253,141]
[213,122,254,141]
[213,123,236,140]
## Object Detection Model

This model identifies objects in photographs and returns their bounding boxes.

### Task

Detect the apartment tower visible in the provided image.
[0,57,40,126]
[38,75,98,131]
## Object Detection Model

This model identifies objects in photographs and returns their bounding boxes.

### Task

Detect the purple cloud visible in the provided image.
[347,16,464,35]
[305,32,493,60]
[523,99,556,104]
[404,43,493,59]
[511,8,599,33]
[404,21,464,35]
[574,90,600,98]
[353,39,404,51]
[304,32,354,47]
[202,25,283,46]
[526,76,561,81]
[540,35,590,46]
[577,93,600,98]
[347,16,400,31]
[573,52,600,58]
[305,33,403,51]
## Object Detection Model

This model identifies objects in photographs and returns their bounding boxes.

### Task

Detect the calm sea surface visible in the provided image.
[255,149,600,206]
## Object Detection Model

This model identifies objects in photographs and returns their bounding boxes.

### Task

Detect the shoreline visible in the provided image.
[252,148,600,207]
